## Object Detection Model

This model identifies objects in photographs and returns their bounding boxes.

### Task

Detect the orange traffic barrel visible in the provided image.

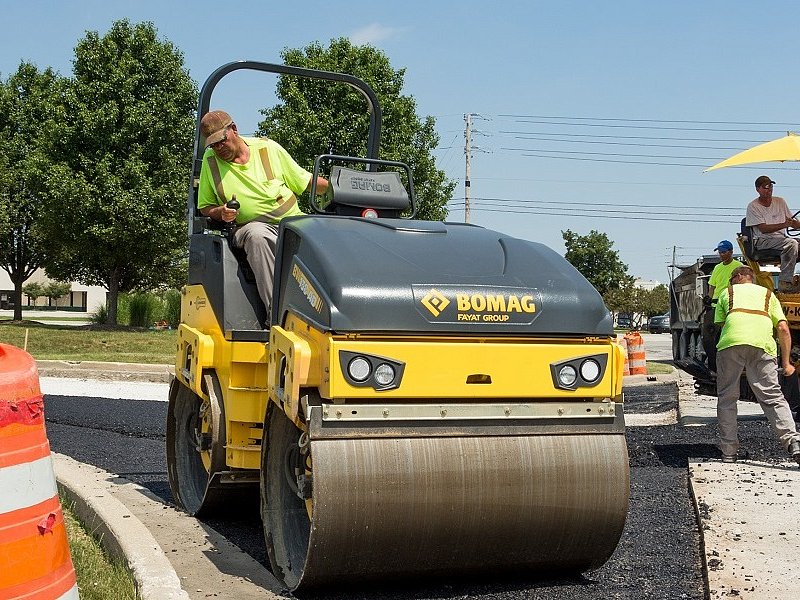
[0,343,79,599]
[625,331,647,375]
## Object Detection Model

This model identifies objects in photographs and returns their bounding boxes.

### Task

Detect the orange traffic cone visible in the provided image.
[0,343,79,599]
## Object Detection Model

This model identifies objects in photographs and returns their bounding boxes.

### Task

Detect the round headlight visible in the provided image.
[348,356,372,382]
[558,364,578,387]
[374,363,396,386]
[580,359,601,383]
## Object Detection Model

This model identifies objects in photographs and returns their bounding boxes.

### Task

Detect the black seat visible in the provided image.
[739,218,782,263]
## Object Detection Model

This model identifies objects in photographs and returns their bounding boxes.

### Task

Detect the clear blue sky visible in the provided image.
[4,1,800,283]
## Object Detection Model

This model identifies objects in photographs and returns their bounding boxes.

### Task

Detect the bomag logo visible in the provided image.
[414,285,539,324]
[292,264,324,313]
[455,293,536,322]
[420,289,451,317]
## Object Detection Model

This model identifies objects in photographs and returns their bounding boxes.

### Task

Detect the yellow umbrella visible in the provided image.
[705,131,800,172]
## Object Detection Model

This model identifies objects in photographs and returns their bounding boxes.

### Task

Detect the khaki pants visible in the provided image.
[232,221,279,315]
[716,344,800,455]
[753,236,798,282]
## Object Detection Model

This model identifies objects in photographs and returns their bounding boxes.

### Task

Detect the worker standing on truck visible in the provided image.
[197,110,329,315]
[702,240,744,371]
[745,176,800,293]
[714,265,800,464]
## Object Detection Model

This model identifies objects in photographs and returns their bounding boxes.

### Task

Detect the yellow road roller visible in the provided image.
[167,61,630,593]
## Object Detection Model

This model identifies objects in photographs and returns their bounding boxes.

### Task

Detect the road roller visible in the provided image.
[167,61,630,593]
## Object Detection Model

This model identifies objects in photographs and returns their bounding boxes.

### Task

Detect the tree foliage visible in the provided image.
[603,283,669,328]
[43,281,71,306]
[31,20,197,324]
[257,39,454,220]
[0,63,66,320]
[562,229,632,296]
[22,281,44,305]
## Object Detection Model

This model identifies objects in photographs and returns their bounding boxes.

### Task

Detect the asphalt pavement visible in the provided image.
[36,358,800,600]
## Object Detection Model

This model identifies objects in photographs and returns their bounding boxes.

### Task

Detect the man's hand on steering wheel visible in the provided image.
[787,210,800,236]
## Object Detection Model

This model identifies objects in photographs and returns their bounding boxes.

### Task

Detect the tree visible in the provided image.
[43,281,71,307]
[21,282,44,307]
[562,229,632,296]
[642,284,669,317]
[32,20,197,324]
[257,39,455,221]
[0,63,66,320]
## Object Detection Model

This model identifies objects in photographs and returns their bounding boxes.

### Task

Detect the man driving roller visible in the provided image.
[745,175,800,293]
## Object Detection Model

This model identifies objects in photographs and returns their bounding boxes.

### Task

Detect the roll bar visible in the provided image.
[187,61,383,234]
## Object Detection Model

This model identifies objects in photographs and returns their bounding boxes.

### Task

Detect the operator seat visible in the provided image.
[739,218,782,263]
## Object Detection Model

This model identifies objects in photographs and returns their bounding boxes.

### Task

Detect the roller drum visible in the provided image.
[266,423,629,592]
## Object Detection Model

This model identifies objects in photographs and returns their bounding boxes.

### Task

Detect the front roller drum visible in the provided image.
[262,406,629,592]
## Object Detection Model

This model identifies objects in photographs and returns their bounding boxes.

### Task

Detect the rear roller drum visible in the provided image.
[166,375,226,516]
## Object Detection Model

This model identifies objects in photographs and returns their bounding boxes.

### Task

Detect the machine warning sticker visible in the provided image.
[292,263,324,313]
[413,285,540,325]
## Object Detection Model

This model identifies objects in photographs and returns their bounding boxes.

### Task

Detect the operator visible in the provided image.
[701,240,743,372]
[745,175,800,293]
[714,265,800,464]
[197,110,329,315]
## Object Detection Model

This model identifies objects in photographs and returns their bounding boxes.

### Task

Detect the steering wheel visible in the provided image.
[789,210,800,237]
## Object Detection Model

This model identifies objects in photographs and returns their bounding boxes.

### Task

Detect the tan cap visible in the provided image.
[200,110,233,147]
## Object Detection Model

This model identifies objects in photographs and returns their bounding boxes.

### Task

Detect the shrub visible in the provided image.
[128,293,159,328]
[162,289,181,328]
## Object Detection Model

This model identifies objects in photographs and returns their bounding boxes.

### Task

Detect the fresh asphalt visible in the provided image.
[37,334,799,599]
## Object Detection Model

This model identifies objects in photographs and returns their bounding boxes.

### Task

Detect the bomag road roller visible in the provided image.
[167,61,630,593]
[671,217,800,418]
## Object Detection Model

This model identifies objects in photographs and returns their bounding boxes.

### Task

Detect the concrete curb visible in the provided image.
[37,360,172,383]
[53,453,190,600]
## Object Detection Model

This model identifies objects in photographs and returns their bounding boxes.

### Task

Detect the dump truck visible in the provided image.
[166,61,630,593]
[671,218,800,417]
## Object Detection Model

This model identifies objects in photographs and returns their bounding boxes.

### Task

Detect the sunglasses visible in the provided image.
[210,124,233,149]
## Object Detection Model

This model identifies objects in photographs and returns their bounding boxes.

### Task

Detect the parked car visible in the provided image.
[616,314,632,329]
[648,313,670,334]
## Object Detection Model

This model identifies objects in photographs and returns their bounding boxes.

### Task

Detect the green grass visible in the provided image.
[62,496,139,599]
[647,361,674,375]
[0,322,176,363]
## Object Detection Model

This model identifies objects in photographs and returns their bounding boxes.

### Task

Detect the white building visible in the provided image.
[633,277,661,291]
[0,269,106,313]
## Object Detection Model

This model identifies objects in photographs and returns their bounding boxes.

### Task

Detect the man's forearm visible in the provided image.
[778,325,793,367]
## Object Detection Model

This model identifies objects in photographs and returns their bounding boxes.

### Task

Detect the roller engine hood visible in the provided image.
[275,217,613,336]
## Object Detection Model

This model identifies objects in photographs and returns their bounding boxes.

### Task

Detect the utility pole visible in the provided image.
[671,245,676,281]
[464,113,472,223]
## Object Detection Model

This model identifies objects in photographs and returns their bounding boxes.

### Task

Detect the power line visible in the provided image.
[462,196,744,211]
[459,206,738,223]
[495,114,800,127]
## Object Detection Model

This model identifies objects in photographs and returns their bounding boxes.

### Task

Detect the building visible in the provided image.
[0,269,106,313]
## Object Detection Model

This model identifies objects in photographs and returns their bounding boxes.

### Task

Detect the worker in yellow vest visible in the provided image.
[714,265,800,464]
[197,110,329,315]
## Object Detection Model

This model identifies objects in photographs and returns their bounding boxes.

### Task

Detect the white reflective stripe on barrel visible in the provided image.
[56,583,80,600]
[0,455,58,514]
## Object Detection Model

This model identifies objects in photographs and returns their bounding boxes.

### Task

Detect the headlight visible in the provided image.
[550,354,608,390]
[374,363,396,386]
[580,359,601,383]
[558,364,578,387]
[339,351,406,391]
[348,356,372,382]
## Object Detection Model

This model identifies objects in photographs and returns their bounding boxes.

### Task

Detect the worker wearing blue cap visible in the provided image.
[702,240,744,372]
[708,240,743,301]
